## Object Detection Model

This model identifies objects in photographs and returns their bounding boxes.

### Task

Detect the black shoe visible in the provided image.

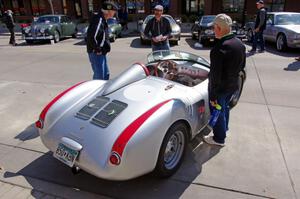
[248,49,256,53]
[258,49,265,53]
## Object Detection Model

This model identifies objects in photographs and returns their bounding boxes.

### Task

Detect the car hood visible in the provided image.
[276,25,300,34]
[31,23,55,29]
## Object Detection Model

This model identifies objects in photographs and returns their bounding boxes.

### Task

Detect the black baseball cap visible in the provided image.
[102,1,118,11]
[256,0,264,4]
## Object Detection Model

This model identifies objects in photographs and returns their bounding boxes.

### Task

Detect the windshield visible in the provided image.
[200,16,216,24]
[147,50,210,67]
[144,15,175,24]
[276,14,300,25]
[36,16,59,23]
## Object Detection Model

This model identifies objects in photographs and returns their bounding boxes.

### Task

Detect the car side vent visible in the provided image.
[76,96,110,120]
[91,100,128,128]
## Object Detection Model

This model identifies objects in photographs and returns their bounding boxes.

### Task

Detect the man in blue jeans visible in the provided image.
[203,14,246,146]
[86,2,117,80]
[249,0,267,53]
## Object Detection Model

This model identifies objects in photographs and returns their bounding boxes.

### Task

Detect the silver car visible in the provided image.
[35,50,246,181]
[139,15,181,45]
[245,12,300,51]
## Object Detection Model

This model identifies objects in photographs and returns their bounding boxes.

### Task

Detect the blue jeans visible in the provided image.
[252,30,265,51]
[210,92,234,144]
[88,53,109,80]
[152,40,170,52]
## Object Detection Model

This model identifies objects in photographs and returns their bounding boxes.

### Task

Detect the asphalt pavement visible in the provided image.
[0,33,299,199]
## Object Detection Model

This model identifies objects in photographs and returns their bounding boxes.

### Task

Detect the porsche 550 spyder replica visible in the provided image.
[36,50,246,180]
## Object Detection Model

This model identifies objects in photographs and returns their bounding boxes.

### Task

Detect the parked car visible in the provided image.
[83,17,122,42]
[23,15,77,44]
[232,22,246,40]
[139,15,181,45]
[35,50,246,181]
[191,15,216,45]
[245,12,300,51]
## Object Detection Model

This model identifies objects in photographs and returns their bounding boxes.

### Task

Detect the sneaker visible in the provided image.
[203,135,225,147]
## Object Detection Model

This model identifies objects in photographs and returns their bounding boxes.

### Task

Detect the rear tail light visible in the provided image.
[109,152,121,165]
[35,81,85,129]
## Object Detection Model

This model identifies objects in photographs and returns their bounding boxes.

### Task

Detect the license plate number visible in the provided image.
[54,143,79,167]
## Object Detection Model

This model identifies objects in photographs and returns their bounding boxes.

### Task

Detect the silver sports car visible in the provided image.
[35,50,246,180]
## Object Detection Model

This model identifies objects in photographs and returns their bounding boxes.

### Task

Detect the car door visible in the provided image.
[264,14,275,42]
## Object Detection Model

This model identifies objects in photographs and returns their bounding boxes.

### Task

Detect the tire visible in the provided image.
[247,29,253,42]
[154,122,188,178]
[229,71,245,108]
[192,33,196,40]
[71,30,77,38]
[53,30,60,43]
[110,35,116,42]
[276,33,287,52]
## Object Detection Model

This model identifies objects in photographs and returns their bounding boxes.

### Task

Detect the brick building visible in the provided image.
[0,0,299,23]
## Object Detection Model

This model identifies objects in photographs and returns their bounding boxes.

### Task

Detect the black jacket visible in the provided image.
[2,12,15,29]
[209,34,246,101]
[255,7,267,31]
[144,16,172,46]
[86,12,110,55]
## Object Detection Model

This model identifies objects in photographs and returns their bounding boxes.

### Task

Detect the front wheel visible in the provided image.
[154,122,188,178]
[276,34,287,52]
[53,30,60,43]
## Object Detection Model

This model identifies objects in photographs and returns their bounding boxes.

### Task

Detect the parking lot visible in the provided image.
[0,32,300,199]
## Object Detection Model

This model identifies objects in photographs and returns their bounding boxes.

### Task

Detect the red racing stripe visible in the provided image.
[111,99,172,157]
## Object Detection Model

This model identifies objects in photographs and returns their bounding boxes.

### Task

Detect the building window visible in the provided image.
[222,0,245,13]
[184,0,204,15]
[31,0,47,16]
[264,0,285,12]
[126,0,145,14]
[11,0,25,15]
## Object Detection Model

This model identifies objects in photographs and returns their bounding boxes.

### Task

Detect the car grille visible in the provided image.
[91,100,127,128]
[76,96,110,120]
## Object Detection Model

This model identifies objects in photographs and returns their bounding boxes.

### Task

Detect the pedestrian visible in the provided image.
[203,14,246,146]
[249,0,267,53]
[119,7,128,31]
[2,10,16,46]
[86,1,118,80]
[144,5,172,51]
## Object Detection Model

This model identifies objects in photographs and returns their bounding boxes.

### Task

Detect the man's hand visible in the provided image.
[152,37,159,43]
[255,28,259,33]
[210,100,218,107]
[162,36,168,41]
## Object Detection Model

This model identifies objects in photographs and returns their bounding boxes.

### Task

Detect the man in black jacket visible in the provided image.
[2,10,16,45]
[203,14,246,146]
[250,0,267,53]
[144,5,172,51]
[86,2,117,80]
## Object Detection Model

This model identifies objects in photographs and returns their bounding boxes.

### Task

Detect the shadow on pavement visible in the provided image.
[130,38,151,49]
[14,124,39,141]
[284,61,300,71]
[185,38,212,51]
[73,39,86,46]
[4,131,220,199]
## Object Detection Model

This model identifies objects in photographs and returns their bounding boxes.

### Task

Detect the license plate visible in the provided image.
[210,38,214,42]
[54,143,79,167]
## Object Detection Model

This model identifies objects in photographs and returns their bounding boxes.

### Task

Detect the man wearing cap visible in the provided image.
[86,1,117,80]
[250,0,267,53]
[2,10,16,45]
[203,14,246,146]
[144,5,172,51]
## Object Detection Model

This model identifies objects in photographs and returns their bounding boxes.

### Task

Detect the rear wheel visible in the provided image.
[154,122,188,178]
[110,34,116,42]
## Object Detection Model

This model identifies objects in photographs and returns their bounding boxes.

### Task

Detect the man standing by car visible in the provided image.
[86,2,117,80]
[144,5,172,51]
[250,0,267,53]
[2,10,16,46]
[203,14,246,146]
